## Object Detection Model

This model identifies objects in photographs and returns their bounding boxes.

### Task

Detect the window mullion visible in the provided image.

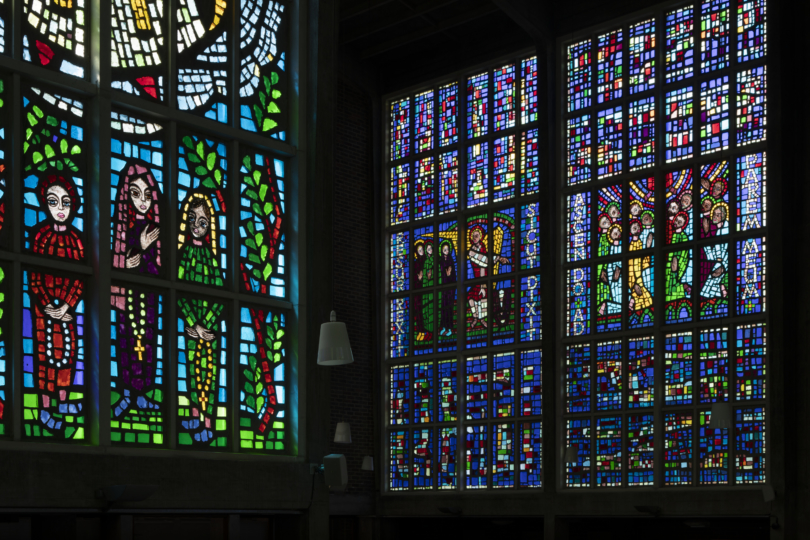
[91,93,113,446]
[166,119,179,450]
[8,72,21,441]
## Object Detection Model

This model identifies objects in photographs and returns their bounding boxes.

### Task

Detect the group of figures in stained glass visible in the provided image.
[561,0,768,489]
[0,0,291,449]
[385,55,543,491]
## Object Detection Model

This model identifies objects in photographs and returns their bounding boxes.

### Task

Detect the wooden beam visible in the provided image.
[340,0,398,21]
[491,0,553,44]
[359,3,500,59]
[341,0,461,44]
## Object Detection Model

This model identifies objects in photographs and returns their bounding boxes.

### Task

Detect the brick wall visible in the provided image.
[329,76,375,495]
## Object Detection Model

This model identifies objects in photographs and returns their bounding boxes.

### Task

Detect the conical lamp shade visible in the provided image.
[334,422,352,444]
[709,402,733,429]
[318,311,354,366]
[564,446,579,464]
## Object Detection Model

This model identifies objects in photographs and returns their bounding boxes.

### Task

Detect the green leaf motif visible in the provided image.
[262,118,278,132]
[268,102,281,114]
[206,152,216,171]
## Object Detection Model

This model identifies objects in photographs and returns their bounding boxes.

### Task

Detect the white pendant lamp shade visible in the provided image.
[709,402,733,429]
[361,456,374,471]
[317,311,354,366]
[334,422,352,444]
[564,446,579,464]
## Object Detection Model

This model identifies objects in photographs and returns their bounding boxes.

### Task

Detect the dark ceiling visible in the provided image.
[338,0,660,94]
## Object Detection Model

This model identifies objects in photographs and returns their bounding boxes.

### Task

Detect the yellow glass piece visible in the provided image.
[130,0,152,30]
[54,0,73,9]
[209,0,226,30]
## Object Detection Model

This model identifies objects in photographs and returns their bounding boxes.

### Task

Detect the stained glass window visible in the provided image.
[23,0,87,77]
[700,76,730,154]
[414,91,434,154]
[23,269,86,440]
[492,423,515,488]
[699,409,729,485]
[519,422,542,487]
[628,98,655,171]
[665,86,693,163]
[439,426,457,489]
[596,416,621,487]
[176,295,228,448]
[237,306,286,452]
[111,0,167,100]
[664,412,693,485]
[493,64,515,131]
[627,414,654,486]
[175,0,233,123]
[239,149,286,297]
[596,30,622,104]
[23,87,86,260]
[567,115,591,185]
[2,0,297,459]
[413,428,433,489]
[439,84,457,147]
[110,285,164,445]
[467,72,488,139]
[111,112,164,276]
[736,407,766,483]
[385,57,542,490]
[561,1,769,490]
[390,430,409,491]
[700,0,730,73]
[596,106,622,178]
[665,7,694,83]
[177,131,228,286]
[737,66,767,146]
[567,40,591,112]
[737,0,766,62]
[628,19,655,94]
[0,264,6,434]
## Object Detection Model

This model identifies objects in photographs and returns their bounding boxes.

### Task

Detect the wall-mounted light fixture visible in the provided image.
[334,422,352,444]
[317,311,354,366]
[563,446,578,464]
[709,402,732,429]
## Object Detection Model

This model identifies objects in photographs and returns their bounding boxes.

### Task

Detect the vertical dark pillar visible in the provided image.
[306,0,340,537]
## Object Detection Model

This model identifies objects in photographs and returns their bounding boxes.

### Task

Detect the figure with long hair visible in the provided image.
[113,163,162,274]
[177,193,224,287]
[111,287,161,421]
[179,297,224,444]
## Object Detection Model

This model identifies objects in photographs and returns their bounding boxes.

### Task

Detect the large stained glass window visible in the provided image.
[385,53,542,491]
[0,0,296,455]
[110,284,165,445]
[561,1,769,488]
